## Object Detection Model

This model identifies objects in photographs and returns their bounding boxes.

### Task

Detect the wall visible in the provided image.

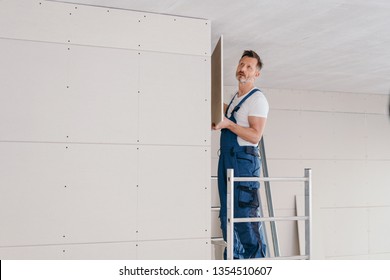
[211,85,390,259]
[0,0,211,259]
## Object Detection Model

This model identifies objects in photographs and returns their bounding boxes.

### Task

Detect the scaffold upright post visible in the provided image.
[304,168,312,259]
[226,168,234,260]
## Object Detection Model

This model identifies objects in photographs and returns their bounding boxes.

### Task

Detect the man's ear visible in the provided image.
[255,70,261,78]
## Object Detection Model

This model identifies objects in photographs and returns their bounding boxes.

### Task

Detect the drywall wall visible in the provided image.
[211,86,390,259]
[0,0,211,259]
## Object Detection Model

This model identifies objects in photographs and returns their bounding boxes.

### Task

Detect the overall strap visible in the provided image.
[231,88,260,115]
[225,93,238,116]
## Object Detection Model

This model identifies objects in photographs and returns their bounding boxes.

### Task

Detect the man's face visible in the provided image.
[236,56,260,84]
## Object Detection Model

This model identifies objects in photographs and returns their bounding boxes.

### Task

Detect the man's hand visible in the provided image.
[212,117,234,130]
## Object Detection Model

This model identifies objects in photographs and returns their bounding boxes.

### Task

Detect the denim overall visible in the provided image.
[217,88,267,259]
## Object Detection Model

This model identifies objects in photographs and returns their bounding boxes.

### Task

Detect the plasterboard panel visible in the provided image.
[368,207,390,254]
[263,160,306,210]
[298,160,336,209]
[211,178,220,207]
[327,161,368,207]
[296,195,305,256]
[0,39,68,142]
[0,242,137,260]
[322,208,369,257]
[366,161,390,206]
[0,143,138,246]
[138,52,208,145]
[211,211,222,238]
[137,239,210,260]
[139,13,210,56]
[368,253,390,260]
[263,88,302,111]
[365,94,389,115]
[332,113,366,160]
[67,3,141,50]
[138,146,210,240]
[325,254,371,260]
[211,157,218,177]
[367,115,390,160]
[263,110,302,159]
[66,46,139,144]
[139,51,207,89]
[211,36,223,126]
[270,209,299,258]
[61,144,138,244]
[265,182,303,211]
[332,92,368,113]
[0,1,210,56]
[300,91,335,112]
[211,130,220,159]
[0,143,68,246]
[300,111,335,159]
[0,0,71,43]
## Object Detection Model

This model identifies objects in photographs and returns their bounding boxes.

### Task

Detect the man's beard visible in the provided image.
[237,75,253,84]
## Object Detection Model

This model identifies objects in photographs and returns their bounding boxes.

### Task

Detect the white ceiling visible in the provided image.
[53,0,390,95]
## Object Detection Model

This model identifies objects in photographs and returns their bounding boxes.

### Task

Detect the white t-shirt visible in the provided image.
[225,87,269,146]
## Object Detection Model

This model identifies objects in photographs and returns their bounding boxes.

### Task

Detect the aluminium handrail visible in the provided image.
[226,168,312,260]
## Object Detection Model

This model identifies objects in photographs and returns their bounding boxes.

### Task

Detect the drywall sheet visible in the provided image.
[0,143,138,246]
[0,242,137,260]
[138,146,210,241]
[0,39,140,144]
[0,0,211,260]
[0,0,210,56]
[138,52,210,145]
[137,239,210,260]
[211,36,224,126]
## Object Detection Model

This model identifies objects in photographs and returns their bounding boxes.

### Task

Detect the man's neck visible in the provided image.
[238,82,255,97]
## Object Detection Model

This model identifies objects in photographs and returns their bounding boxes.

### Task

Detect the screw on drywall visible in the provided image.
[107,10,110,13]
[62,250,66,253]
[69,13,72,16]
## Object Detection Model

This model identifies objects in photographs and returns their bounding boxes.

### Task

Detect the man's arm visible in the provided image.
[214,116,267,145]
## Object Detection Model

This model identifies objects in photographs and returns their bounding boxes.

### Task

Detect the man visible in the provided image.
[213,50,269,259]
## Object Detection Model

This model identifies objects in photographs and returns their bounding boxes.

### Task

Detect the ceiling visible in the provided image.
[52,0,390,95]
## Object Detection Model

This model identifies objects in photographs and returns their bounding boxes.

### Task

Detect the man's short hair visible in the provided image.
[241,50,263,70]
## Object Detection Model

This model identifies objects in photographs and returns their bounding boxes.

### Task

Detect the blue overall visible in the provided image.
[218,88,267,259]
